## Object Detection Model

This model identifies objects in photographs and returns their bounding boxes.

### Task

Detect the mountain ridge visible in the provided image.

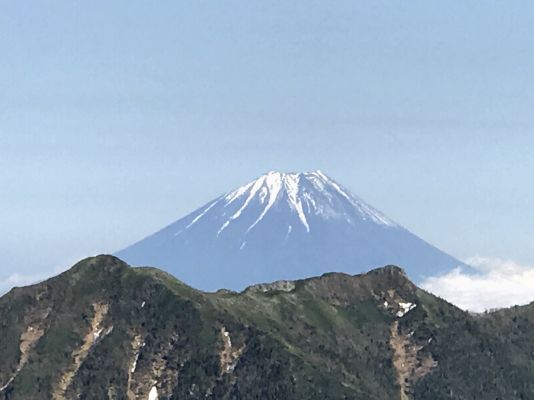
[2,255,534,399]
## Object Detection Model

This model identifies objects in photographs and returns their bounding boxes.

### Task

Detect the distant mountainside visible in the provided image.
[2,255,534,399]
[116,171,465,291]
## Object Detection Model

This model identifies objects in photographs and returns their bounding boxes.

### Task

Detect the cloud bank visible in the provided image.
[0,255,85,295]
[0,272,47,295]
[421,256,534,312]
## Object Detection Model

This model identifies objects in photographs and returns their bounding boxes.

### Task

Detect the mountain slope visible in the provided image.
[116,171,464,291]
[1,255,534,399]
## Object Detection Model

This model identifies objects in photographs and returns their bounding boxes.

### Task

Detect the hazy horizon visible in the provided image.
[2,1,534,310]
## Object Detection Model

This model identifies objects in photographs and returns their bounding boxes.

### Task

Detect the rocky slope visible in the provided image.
[1,255,533,399]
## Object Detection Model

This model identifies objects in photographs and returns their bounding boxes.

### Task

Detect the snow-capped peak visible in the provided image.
[209,170,397,236]
[116,169,465,291]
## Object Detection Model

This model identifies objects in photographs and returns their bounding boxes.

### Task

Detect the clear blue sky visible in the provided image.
[1,1,534,286]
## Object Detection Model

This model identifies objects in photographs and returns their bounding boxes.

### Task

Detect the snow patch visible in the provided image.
[130,336,144,375]
[219,327,244,375]
[222,329,232,348]
[284,224,292,240]
[148,386,158,400]
[396,302,416,318]
[131,353,139,373]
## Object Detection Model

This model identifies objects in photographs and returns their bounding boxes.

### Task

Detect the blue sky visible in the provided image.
[1,2,534,303]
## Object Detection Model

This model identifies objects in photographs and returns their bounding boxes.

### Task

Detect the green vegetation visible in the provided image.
[1,255,534,399]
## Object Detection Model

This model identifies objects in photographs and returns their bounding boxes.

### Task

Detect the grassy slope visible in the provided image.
[2,256,534,399]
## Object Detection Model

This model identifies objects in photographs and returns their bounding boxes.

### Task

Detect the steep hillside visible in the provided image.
[0,256,532,399]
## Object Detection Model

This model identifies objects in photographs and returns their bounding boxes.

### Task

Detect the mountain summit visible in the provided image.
[116,171,463,291]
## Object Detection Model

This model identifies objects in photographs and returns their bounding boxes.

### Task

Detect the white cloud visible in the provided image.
[0,261,72,296]
[0,272,47,295]
[421,256,534,312]
[0,254,90,296]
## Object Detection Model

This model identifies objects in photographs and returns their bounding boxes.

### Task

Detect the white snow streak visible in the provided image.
[184,198,221,230]
[283,174,310,232]
[224,181,256,203]
[212,170,396,239]
[0,377,15,392]
[285,225,292,240]
[217,177,265,236]
[131,354,139,373]
[246,172,283,233]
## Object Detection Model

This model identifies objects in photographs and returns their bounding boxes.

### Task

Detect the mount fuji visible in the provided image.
[116,171,464,291]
